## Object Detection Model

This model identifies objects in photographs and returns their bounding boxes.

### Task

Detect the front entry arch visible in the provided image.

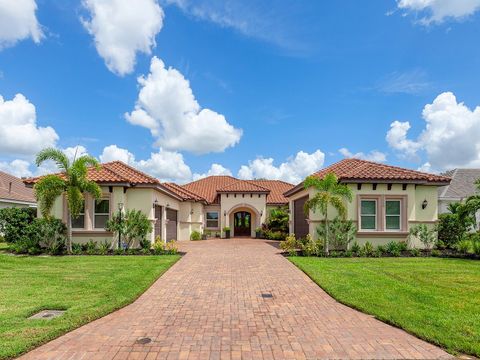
[233,211,251,237]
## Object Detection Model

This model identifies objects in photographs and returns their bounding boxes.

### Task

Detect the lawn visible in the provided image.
[0,254,180,359]
[290,257,480,357]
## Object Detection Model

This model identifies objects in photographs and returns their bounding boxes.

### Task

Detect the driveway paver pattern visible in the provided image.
[21,238,451,359]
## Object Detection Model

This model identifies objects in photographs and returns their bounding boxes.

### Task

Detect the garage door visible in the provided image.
[166,209,178,242]
[293,196,309,239]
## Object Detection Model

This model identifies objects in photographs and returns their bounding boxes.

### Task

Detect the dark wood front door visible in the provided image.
[234,211,251,237]
[166,209,177,242]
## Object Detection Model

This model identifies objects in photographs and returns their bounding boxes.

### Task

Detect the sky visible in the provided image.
[0,0,479,184]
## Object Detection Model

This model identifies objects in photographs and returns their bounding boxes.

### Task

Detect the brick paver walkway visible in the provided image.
[22,238,451,360]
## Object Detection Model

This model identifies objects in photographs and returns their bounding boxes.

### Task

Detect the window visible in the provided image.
[72,201,85,229]
[360,200,377,230]
[94,198,110,229]
[206,212,219,228]
[385,200,401,230]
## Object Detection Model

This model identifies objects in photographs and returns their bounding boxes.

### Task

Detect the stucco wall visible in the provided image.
[288,183,440,248]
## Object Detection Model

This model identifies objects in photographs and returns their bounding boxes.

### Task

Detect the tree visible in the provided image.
[303,172,353,255]
[105,209,152,249]
[34,147,101,253]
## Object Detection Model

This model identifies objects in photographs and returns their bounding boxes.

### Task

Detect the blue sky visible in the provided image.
[0,0,480,183]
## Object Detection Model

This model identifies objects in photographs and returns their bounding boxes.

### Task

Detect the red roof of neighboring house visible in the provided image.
[0,171,36,204]
[24,161,160,186]
[285,158,451,197]
[162,182,206,202]
[182,176,294,205]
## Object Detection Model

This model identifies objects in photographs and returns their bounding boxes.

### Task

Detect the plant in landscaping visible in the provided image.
[410,248,420,257]
[398,241,408,252]
[304,172,353,255]
[431,249,441,257]
[456,238,472,255]
[165,240,178,255]
[0,207,36,244]
[280,233,298,256]
[34,147,101,253]
[98,241,110,255]
[72,243,83,255]
[190,230,202,241]
[363,241,374,257]
[409,224,437,250]
[139,238,151,249]
[35,218,67,255]
[376,245,386,255]
[437,212,468,249]
[385,241,401,257]
[113,247,125,255]
[316,217,356,251]
[472,239,480,256]
[263,207,289,238]
[106,209,152,249]
[350,241,361,255]
[85,240,98,255]
[264,230,287,240]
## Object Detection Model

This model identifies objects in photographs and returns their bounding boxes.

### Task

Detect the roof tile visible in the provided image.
[0,171,36,204]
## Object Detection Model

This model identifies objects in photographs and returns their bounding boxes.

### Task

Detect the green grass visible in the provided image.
[290,257,480,357]
[0,254,180,359]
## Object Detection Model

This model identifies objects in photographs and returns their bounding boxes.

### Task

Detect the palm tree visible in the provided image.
[34,147,101,253]
[303,172,353,255]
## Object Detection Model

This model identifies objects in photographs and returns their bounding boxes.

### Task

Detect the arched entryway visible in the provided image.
[233,211,251,237]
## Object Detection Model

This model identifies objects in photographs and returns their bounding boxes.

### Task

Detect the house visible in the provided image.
[438,169,480,214]
[284,159,451,247]
[24,161,293,244]
[0,171,36,209]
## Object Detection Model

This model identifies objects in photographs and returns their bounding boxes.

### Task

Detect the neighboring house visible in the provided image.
[284,159,451,248]
[24,161,293,244]
[0,171,36,209]
[438,169,480,214]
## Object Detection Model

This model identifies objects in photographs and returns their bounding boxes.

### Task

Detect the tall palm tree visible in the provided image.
[303,172,353,255]
[34,147,101,253]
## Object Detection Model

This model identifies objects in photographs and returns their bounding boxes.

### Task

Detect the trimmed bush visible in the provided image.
[437,213,467,249]
[0,207,36,244]
[190,230,201,241]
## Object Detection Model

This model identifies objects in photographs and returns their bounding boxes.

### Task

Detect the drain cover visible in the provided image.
[29,310,65,320]
[261,293,273,298]
[136,337,152,345]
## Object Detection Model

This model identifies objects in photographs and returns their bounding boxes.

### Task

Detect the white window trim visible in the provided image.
[93,198,110,229]
[205,211,219,229]
[360,199,377,231]
[385,199,402,232]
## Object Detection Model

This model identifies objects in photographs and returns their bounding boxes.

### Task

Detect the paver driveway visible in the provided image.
[22,238,451,360]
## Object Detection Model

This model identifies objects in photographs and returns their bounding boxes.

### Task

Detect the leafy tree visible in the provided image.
[265,207,289,233]
[34,147,101,253]
[316,217,356,251]
[303,172,353,255]
[409,224,437,250]
[106,209,152,248]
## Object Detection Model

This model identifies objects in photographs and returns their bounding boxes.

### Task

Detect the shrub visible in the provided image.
[97,241,110,255]
[350,241,361,255]
[190,230,202,241]
[385,241,399,255]
[85,240,98,255]
[437,213,467,249]
[398,241,408,252]
[299,234,317,257]
[373,248,383,258]
[472,239,480,256]
[11,237,42,255]
[363,241,374,257]
[34,218,67,255]
[456,239,472,255]
[316,217,356,251]
[344,250,353,257]
[280,234,298,256]
[265,207,289,233]
[410,248,420,257]
[0,207,36,243]
[72,243,83,255]
[106,209,153,249]
[431,249,441,257]
[140,248,151,255]
[165,240,178,255]
[152,237,165,255]
[264,230,286,240]
[139,238,151,249]
[376,245,386,254]
[409,224,437,250]
[113,247,125,255]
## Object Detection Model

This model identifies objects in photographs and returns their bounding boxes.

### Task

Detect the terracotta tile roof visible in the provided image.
[250,180,294,205]
[285,158,451,197]
[162,182,206,202]
[23,161,160,186]
[0,171,36,204]
[181,176,293,205]
[218,180,270,193]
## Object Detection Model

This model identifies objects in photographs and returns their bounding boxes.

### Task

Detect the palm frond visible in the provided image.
[83,180,102,200]
[66,186,84,219]
[330,196,347,219]
[34,175,66,218]
[35,148,69,172]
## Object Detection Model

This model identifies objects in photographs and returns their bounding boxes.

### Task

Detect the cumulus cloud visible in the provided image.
[397,0,480,24]
[99,144,192,183]
[386,92,480,171]
[0,0,43,49]
[339,148,387,162]
[237,150,325,184]
[126,56,242,154]
[193,163,232,180]
[0,93,58,157]
[0,159,32,178]
[81,0,164,75]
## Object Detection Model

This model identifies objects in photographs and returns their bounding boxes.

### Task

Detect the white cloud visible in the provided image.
[339,148,387,162]
[386,92,480,171]
[0,0,43,49]
[0,93,58,157]
[375,69,431,95]
[237,150,325,184]
[397,0,480,24]
[126,56,242,154]
[99,145,192,183]
[193,163,232,180]
[81,0,164,76]
[0,159,32,178]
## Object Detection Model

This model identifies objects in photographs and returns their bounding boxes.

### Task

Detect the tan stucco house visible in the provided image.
[284,159,451,248]
[24,161,293,244]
